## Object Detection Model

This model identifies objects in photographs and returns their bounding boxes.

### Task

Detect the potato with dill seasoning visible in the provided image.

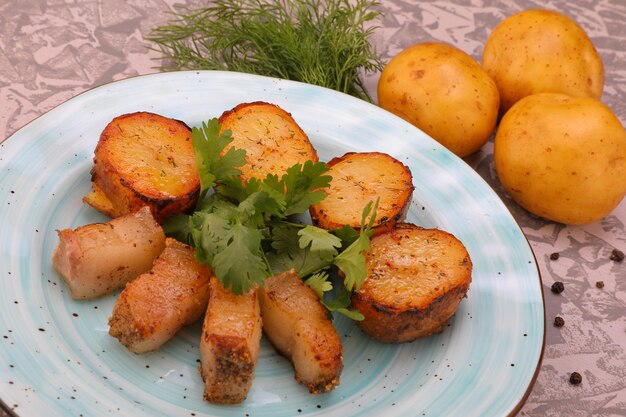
[309,152,414,235]
[218,102,319,182]
[83,112,200,222]
[352,223,472,343]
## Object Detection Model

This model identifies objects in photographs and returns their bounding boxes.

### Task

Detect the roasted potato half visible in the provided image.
[352,223,472,343]
[108,238,212,353]
[200,278,262,404]
[259,269,343,394]
[218,101,318,181]
[309,152,414,234]
[84,112,200,222]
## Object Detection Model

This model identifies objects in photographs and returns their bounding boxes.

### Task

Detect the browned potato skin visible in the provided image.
[309,152,414,235]
[52,206,165,299]
[108,238,212,353]
[84,112,200,222]
[259,270,343,394]
[482,9,604,114]
[218,101,318,181]
[352,224,472,343]
[200,278,262,404]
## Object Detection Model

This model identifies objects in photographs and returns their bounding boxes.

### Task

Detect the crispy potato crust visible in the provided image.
[52,206,165,299]
[352,223,472,343]
[218,101,318,181]
[259,269,343,393]
[84,112,200,222]
[199,278,262,404]
[108,238,212,353]
[310,152,414,234]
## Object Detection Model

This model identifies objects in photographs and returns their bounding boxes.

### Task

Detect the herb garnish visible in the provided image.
[164,118,375,319]
[148,0,384,101]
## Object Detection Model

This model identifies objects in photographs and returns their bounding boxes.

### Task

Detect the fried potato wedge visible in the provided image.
[108,238,212,353]
[352,223,472,343]
[52,206,165,299]
[259,270,343,394]
[309,152,414,234]
[84,112,200,222]
[199,278,262,404]
[218,101,318,181]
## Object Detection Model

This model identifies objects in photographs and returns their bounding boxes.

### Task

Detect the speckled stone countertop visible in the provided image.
[1,1,625,416]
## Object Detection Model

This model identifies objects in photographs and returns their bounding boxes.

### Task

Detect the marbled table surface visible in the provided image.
[1,1,625,416]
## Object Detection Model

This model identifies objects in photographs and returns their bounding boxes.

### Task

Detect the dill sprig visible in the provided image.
[147,0,383,101]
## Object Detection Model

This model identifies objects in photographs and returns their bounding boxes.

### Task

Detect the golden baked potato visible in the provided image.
[218,101,318,181]
[309,152,414,234]
[84,112,200,222]
[352,224,472,343]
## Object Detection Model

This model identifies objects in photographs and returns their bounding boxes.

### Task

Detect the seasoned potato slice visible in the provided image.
[84,112,200,222]
[199,278,262,404]
[218,101,318,181]
[108,238,212,353]
[259,269,343,394]
[52,206,165,299]
[352,224,472,343]
[309,152,414,234]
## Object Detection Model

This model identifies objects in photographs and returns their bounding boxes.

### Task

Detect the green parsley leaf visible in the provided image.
[333,198,379,290]
[322,286,364,321]
[268,223,332,277]
[298,225,342,261]
[211,223,269,294]
[161,212,192,244]
[280,160,332,215]
[191,118,246,199]
[304,271,333,299]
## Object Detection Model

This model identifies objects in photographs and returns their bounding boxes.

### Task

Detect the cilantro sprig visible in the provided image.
[164,118,376,320]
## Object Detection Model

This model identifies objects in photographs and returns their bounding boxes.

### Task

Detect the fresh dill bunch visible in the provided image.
[147,0,384,101]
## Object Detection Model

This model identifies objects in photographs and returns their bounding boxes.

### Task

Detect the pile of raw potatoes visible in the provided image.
[377,9,626,225]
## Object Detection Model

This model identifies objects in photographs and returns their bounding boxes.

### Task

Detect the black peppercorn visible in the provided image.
[610,249,625,262]
[551,281,565,294]
[554,316,565,327]
[596,281,605,289]
[569,372,582,385]
[549,252,560,260]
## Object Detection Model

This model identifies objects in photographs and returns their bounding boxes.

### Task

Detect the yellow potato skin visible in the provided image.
[494,93,626,225]
[482,9,604,114]
[377,42,499,158]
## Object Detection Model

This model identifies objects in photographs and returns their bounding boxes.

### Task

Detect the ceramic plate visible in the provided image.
[0,71,544,417]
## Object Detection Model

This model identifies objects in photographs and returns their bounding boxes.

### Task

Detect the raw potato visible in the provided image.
[482,9,604,114]
[259,269,343,394]
[218,101,318,181]
[108,238,212,353]
[309,152,414,234]
[200,278,262,404]
[494,93,626,225]
[377,42,499,157]
[352,224,472,343]
[84,112,200,222]
[52,206,165,299]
